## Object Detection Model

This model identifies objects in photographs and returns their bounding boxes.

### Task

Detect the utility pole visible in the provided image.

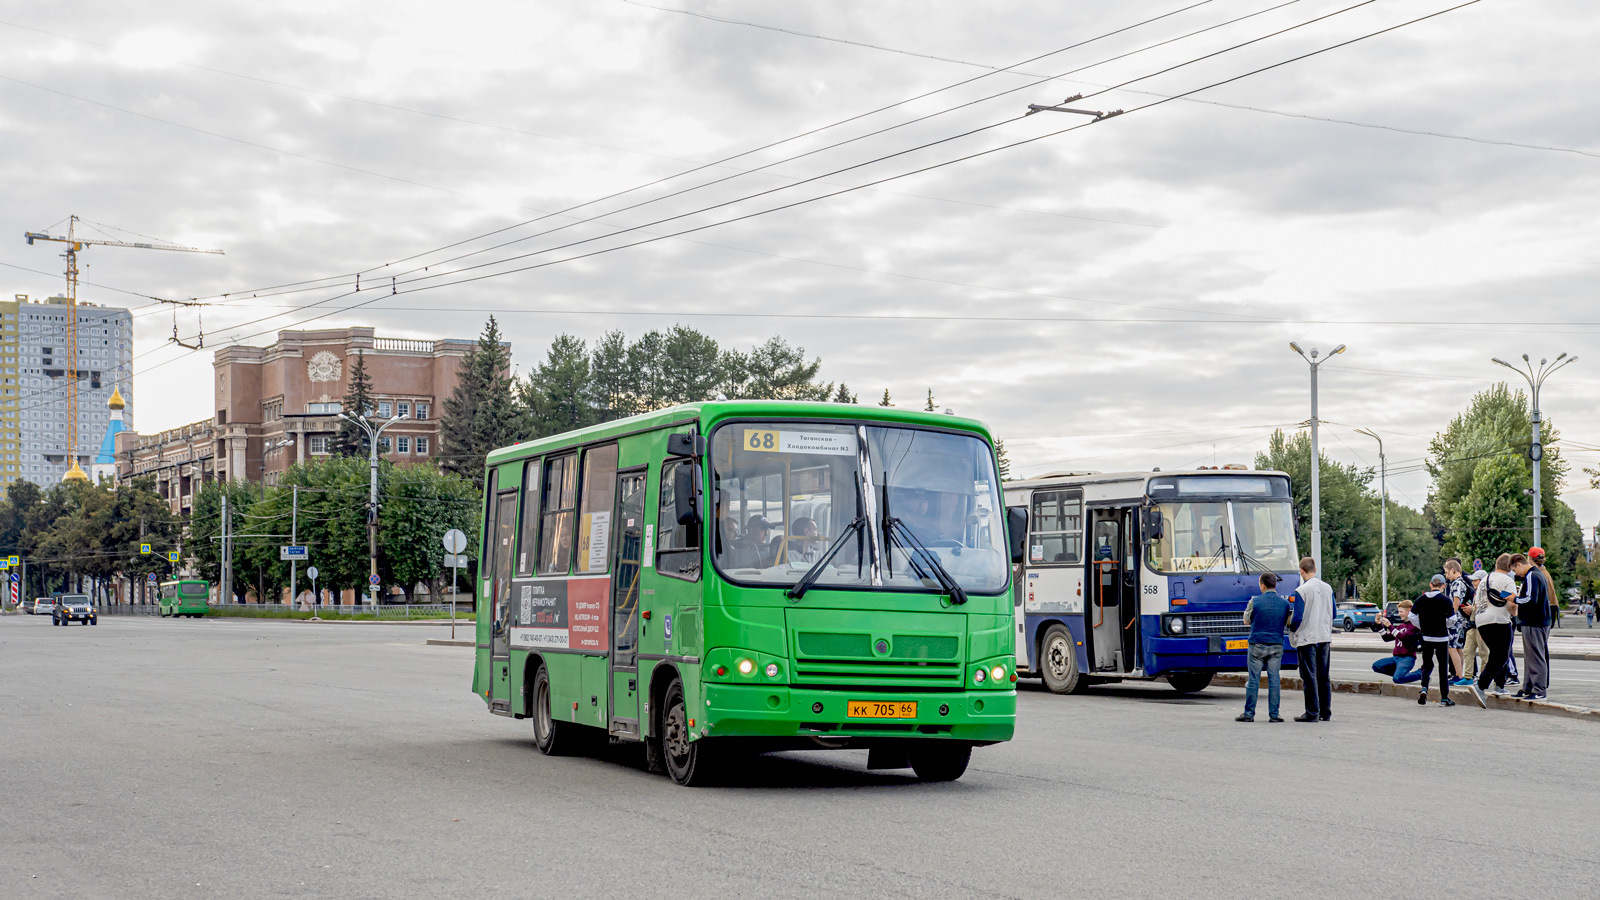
[220,493,231,605]
[1492,353,1578,548]
[1356,428,1387,604]
[289,485,299,610]
[1289,342,1346,573]
[337,409,405,607]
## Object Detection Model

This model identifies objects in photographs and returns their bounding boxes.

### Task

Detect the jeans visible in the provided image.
[1476,622,1512,691]
[1244,641,1284,719]
[1522,625,1550,695]
[1418,641,1450,698]
[1372,655,1417,683]
[1297,641,1332,718]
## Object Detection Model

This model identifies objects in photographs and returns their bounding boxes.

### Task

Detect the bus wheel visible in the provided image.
[1039,624,1083,694]
[1166,672,1214,694]
[662,680,716,786]
[908,743,971,782]
[530,664,577,756]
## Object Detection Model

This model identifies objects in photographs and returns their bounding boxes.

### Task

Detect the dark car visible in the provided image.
[1336,602,1382,632]
[53,594,97,626]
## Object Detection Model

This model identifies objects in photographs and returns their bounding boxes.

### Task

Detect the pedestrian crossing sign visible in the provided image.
[140,543,152,554]
[167,551,179,563]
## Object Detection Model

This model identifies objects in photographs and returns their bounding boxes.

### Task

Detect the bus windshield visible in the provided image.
[180,583,208,597]
[1145,499,1297,574]
[710,422,1006,594]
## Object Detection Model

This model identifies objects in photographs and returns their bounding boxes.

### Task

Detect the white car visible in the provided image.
[32,598,56,616]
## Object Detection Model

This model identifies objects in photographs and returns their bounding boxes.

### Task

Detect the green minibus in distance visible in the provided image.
[473,400,1026,785]
[159,579,211,617]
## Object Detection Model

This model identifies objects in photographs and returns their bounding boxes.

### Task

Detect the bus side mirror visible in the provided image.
[667,432,704,458]
[1142,507,1164,541]
[1006,506,1028,564]
[674,463,700,527]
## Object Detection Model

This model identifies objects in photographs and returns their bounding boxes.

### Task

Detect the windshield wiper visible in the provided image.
[787,516,866,601]
[885,516,967,605]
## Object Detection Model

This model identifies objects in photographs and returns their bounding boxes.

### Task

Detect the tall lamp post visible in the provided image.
[337,410,405,606]
[1289,342,1345,574]
[1491,353,1577,547]
[1355,428,1387,605]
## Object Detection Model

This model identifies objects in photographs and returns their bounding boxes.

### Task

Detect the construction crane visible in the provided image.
[24,215,224,482]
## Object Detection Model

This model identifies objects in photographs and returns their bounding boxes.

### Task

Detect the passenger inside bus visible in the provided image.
[788,517,824,563]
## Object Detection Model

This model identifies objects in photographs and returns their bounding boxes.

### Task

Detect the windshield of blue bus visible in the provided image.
[1145,499,1297,574]
[710,422,1007,594]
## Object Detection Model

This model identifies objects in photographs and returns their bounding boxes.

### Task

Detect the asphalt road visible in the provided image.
[4,615,1599,900]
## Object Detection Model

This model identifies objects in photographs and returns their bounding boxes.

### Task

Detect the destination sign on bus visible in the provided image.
[742,429,856,456]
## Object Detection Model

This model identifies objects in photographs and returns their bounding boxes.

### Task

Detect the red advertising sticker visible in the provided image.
[566,578,610,651]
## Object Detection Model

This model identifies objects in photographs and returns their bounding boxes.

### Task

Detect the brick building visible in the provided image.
[116,327,485,510]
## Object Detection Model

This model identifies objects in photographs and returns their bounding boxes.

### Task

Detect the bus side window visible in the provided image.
[1029,489,1082,565]
[575,444,619,574]
[538,454,578,575]
[515,458,541,576]
[656,459,701,581]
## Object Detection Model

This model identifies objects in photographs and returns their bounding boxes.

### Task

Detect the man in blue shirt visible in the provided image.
[1237,572,1303,723]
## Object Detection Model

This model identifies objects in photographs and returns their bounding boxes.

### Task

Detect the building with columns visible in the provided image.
[117,327,484,511]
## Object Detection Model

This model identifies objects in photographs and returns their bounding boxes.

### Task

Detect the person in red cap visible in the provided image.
[1510,548,1554,700]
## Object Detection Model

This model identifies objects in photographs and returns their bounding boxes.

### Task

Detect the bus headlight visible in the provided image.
[1166,616,1186,635]
[737,658,755,676]
[974,668,986,684]
[990,665,1006,682]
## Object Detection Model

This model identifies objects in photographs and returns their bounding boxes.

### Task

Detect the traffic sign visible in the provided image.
[279,545,309,561]
[444,553,468,568]
[369,574,381,586]
[1,560,8,570]
[306,566,319,581]
[147,573,158,583]
[167,550,179,563]
[8,572,18,583]
[6,555,17,567]
[140,543,152,554]
[442,528,467,554]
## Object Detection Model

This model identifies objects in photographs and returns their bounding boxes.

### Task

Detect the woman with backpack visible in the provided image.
[1469,553,1518,708]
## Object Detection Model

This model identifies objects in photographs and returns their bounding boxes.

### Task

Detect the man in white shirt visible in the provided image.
[1291,557,1336,722]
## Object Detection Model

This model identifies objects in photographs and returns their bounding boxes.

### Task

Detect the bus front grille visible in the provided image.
[1182,612,1248,635]
[792,658,963,689]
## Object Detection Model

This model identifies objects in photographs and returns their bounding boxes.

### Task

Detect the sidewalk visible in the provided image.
[1331,631,1600,661]
[1217,668,1600,724]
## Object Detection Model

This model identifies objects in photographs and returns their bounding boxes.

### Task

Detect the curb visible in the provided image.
[1330,644,1600,662]
[1213,672,1600,723]
[425,639,475,647]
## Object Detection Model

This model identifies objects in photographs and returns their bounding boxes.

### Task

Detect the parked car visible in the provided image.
[1336,601,1381,632]
[53,594,96,626]
[31,597,56,616]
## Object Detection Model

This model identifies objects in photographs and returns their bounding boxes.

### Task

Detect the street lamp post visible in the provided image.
[1356,428,1387,605]
[1289,343,1345,574]
[1491,353,1578,547]
[337,410,405,607]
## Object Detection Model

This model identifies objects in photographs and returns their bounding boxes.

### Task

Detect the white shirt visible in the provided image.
[1474,571,1515,626]
[1291,576,1335,647]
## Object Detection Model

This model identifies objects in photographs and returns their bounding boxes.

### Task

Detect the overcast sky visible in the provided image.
[4,0,1597,526]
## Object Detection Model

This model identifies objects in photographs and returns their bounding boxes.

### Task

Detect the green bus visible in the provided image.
[473,400,1025,785]
[159,579,211,617]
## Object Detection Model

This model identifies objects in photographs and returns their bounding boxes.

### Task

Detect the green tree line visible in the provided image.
[1,477,181,604]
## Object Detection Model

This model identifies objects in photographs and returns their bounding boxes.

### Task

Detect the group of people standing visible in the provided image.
[1370,549,1557,707]
[1235,547,1560,722]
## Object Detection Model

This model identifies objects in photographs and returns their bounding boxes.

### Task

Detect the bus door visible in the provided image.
[608,471,647,739]
[1088,507,1139,673]
[489,490,518,711]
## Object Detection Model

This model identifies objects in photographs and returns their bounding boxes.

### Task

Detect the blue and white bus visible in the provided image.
[1005,468,1302,694]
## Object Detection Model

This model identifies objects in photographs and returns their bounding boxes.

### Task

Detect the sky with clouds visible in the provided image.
[3,0,1597,527]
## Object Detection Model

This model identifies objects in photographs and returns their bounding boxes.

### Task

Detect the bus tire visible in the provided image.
[1039,624,1084,694]
[908,742,972,782]
[662,679,717,786]
[530,664,578,756]
[1166,672,1214,694]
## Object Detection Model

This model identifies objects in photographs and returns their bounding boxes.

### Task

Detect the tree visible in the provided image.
[924,389,936,412]
[440,317,523,486]
[379,463,481,602]
[188,479,268,602]
[833,383,857,404]
[1255,429,1385,592]
[523,334,594,438]
[879,389,893,407]
[1429,383,1565,528]
[995,439,1012,481]
[336,350,377,457]
[725,336,831,401]
[589,330,637,422]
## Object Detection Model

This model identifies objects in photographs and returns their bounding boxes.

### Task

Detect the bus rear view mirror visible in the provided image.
[674,463,701,527]
[1006,506,1028,564]
[667,432,705,458]
[1141,507,1164,541]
